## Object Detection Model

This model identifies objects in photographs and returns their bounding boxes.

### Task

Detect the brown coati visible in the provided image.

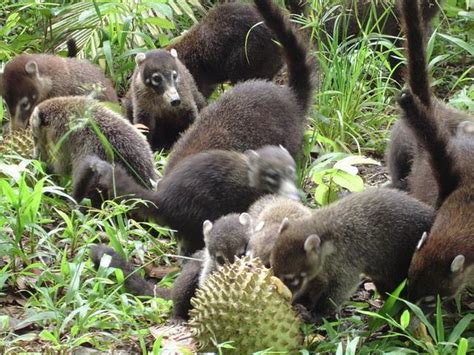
[85,145,298,256]
[122,49,206,150]
[396,0,473,303]
[270,188,434,318]
[165,3,284,98]
[30,96,156,204]
[247,194,311,266]
[0,53,118,130]
[165,0,315,173]
[386,104,473,192]
[322,0,441,83]
[90,212,252,321]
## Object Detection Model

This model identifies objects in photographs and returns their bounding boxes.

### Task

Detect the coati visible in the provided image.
[0,52,118,130]
[247,194,311,266]
[387,104,473,192]
[86,145,299,256]
[30,96,156,204]
[122,49,206,150]
[270,188,434,317]
[396,0,473,303]
[165,0,315,173]
[165,2,284,98]
[322,0,441,83]
[90,212,252,321]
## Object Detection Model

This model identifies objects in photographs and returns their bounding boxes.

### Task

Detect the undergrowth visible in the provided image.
[0,0,473,353]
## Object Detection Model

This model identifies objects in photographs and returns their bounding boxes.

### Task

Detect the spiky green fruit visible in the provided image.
[189,256,303,353]
[0,129,33,157]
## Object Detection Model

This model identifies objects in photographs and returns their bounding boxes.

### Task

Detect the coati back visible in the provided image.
[397,0,474,303]
[122,49,206,150]
[30,96,156,203]
[0,53,118,130]
[247,194,311,266]
[87,145,299,256]
[90,213,252,321]
[165,0,315,173]
[166,3,284,98]
[270,188,434,317]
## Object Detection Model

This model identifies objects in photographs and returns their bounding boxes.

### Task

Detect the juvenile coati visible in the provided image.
[247,194,311,266]
[165,0,315,173]
[396,0,473,303]
[122,49,206,150]
[270,188,434,318]
[86,145,298,256]
[165,3,284,98]
[323,0,441,83]
[30,96,156,204]
[0,53,118,130]
[90,212,252,321]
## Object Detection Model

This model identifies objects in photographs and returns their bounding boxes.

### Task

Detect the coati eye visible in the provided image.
[265,171,279,186]
[172,71,178,81]
[216,255,226,265]
[151,73,162,86]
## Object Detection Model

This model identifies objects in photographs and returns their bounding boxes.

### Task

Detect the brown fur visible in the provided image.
[122,50,206,150]
[387,101,473,191]
[30,96,156,204]
[87,145,298,256]
[166,3,284,98]
[1,54,118,130]
[270,188,434,317]
[397,0,474,302]
[165,0,315,173]
[247,194,311,266]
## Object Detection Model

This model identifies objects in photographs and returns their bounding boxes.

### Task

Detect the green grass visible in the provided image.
[1,0,474,353]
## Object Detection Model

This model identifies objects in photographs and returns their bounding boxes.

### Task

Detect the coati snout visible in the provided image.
[135,50,182,107]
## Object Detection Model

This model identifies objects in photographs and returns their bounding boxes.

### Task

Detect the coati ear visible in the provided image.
[255,221,265,232]
[279,144,289,154]
[416,231,429,250]
[30,107,42,130]
[245,149,260,187]
[25,61,39,76]
[170,48,178,59]
[304,234,321,254]
[202,220,213,244]
[450,255,465,273]
[135,52,146,65]
[277,217,289,235]
[0,66,4,96]
[239,212,252,226]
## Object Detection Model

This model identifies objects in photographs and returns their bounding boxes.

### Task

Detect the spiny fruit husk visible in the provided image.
[188,256,303,353]
[0,129,33,157]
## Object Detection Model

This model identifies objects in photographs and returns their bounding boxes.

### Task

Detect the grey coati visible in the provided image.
[397,0,473,303]
[386,1,474,196]
[90,212,252,321]
[247,194,311,266]
[30,96,156,205]
[165,2,284,98]
[122,49,206,150]
[0,52,118,130]
[322,0,441,83]
[270,188,434,318]
[165,0,315,173]
[85,145,298,256]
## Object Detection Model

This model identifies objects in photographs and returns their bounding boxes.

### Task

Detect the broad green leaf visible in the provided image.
[332,171,364,192]
[400,310,410,330]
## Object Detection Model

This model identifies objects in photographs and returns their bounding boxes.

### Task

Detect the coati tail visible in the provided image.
[397,91,460,205]
[66,39,78,58]
[90,244,171,299]
[399,0,431,106]
[254,0,315,113]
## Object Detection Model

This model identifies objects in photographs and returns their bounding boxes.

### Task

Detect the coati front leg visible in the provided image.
[71,155,109,207]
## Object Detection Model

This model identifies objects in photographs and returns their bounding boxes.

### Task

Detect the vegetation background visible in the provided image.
[0,0,472,353]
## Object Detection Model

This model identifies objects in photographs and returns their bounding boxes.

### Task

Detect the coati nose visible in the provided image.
[170,97,181,106]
